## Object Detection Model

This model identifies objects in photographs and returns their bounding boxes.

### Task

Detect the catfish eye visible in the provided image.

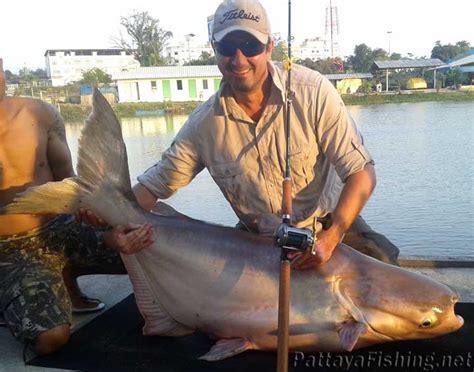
[420,319,432,328]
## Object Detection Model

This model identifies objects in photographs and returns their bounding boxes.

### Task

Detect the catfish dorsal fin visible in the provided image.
[77,89,135,202]
[151,202,193,220]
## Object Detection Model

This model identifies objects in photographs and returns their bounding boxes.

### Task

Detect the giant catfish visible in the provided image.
[3,90,463,361]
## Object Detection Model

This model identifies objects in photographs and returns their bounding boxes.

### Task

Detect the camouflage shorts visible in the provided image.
[0,215,125,344]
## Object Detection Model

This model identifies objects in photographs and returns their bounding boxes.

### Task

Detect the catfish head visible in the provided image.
[329,246,464,351]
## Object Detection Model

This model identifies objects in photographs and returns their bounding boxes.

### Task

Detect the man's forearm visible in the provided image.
[330,163,376,235]
[288,163,376,268]
[132,183,159,211]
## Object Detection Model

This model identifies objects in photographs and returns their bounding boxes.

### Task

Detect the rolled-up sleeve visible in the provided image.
[137,121,204,199]
[315,77,374,182]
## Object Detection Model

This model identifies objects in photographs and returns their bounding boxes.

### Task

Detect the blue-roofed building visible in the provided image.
[430,54,474,87]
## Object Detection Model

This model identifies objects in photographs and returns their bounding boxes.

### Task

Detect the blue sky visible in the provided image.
[2,0,473,72]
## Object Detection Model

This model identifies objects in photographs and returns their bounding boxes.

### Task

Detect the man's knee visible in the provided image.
[33,324,70,355]
[344,216,400,266]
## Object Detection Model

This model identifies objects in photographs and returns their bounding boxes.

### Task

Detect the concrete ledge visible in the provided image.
[399,255,474,268]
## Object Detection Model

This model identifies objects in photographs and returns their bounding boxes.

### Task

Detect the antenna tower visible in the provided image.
[325,0,340,58]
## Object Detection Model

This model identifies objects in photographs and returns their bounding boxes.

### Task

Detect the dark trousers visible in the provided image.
[342,215,400,266]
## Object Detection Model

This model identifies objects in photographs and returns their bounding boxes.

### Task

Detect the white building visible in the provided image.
[164,38,213,65]
[44,49,140,87]
[294,38,330,62]
[112,65,222,103]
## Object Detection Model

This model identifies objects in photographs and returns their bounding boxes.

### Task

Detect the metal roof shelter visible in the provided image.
[112,65,221,80]
[44,49,133,56]
[373,58,445,92]
[114,67,373,83]
[374,58,445,70]
[325,73,373,81]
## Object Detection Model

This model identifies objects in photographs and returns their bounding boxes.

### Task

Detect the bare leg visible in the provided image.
[62,267,104,311]
[62,264,126,311]
[33,324,70,355]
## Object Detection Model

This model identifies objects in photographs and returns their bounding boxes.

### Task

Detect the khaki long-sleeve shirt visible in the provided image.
[138,61,373,233]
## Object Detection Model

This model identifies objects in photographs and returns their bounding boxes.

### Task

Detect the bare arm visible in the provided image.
[132,183,159,211]
[45,105,74,181]
[290,163,376,268]
[323,163,376,243]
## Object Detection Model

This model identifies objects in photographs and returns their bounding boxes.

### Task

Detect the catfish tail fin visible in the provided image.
[1,178,87,215]
[2,90,140,224]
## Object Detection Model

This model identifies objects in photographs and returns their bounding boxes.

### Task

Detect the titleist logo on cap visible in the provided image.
[220,8,261,24]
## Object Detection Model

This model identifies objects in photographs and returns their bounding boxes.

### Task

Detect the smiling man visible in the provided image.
[82,0,399,268]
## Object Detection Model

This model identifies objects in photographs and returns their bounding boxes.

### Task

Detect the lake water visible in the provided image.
[65,101,474,257]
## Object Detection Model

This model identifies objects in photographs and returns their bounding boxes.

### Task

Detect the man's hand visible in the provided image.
[104,223,154,255]
[287,226,343,270]
[288,163,376,270]
[75,208,108,227]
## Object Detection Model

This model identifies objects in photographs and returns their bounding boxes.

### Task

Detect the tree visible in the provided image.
[346,44,374,72]
[298,58,341,74]
[112,10,173,66]
[185,51,217,66]
[389,53,402,60]
[431,40,471,62]
[4,69,19,83]
[372,48,388,61]
[271,40,288,62]
[79,68,112,86]
[445,68,467,87]
[32,68,47,79]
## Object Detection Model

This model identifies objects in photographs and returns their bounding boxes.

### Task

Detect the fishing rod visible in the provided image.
[274,1,314,371]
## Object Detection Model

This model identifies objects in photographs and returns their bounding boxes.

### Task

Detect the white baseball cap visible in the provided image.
[212,0,271,44]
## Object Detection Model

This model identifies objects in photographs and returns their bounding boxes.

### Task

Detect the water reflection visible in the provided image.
[65,114,238,227]
[64,101,474,257]
[66,114,188,137]
[120,115,188,137]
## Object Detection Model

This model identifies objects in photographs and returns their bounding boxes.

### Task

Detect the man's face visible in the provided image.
[0,59,5,101]
[214,31,273,95]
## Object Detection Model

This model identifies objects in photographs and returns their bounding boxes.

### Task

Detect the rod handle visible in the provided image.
[282,178,293,217]
[277,260,291,372]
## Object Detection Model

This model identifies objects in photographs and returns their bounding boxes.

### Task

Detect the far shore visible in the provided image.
[58,90,474,122]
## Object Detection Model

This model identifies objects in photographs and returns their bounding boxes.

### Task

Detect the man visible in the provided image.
[0,58,126,354]
[82,0,399,267]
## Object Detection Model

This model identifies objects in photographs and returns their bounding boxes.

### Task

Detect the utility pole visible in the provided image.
[386,31,392,92]
[185,33,195,63]
[387,31,392,56]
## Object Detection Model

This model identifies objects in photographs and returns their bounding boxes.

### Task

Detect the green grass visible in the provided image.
[59,101,201,122]
[59,91,474,122]
[342,91,474,106]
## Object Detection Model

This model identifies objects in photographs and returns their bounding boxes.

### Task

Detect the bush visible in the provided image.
[357,80,373,94]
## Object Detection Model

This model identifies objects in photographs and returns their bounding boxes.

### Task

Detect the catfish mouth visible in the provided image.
[362,318,396,341]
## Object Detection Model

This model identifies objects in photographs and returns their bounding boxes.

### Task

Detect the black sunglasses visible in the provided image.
[213,39,267,58]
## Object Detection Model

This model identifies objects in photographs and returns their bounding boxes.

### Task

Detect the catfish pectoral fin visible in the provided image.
[198,338,254,361]
[336,319,368,351]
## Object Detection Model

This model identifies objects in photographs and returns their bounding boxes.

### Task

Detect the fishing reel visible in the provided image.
[274,221,314,252]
